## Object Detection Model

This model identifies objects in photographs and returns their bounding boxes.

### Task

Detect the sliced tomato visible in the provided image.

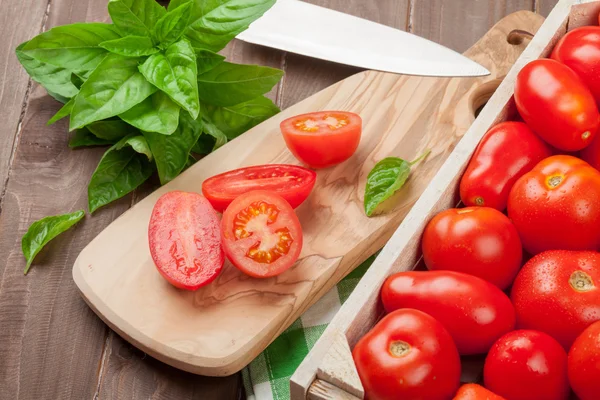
[221,190,302,278]
[280,111,362,169]
[202,164,317,213]
[148,191,224,290]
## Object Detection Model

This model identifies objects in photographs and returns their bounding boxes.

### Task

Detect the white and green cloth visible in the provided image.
[242,254,376,400]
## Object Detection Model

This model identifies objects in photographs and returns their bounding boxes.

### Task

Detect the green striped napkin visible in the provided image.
[242,254,376,400]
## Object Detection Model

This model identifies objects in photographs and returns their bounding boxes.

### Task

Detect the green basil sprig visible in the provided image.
[364,150,431,217]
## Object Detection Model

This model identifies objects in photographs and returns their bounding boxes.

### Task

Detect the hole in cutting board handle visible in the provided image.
[506,29,534,45]
[470,77,505,118]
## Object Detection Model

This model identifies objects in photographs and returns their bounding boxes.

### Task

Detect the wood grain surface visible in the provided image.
[0,1,559,399]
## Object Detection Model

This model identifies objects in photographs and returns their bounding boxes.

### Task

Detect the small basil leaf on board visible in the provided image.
[69,128,115,148]
[364,151,431,217]
[194,49,225,74]
[22,210,85,274]
[20,23,121,72]
[201,118,228,150]
[180,0,276,52]
[15,42,79,100]
[99,36,158,57]
[197,62,283,107]
[152,1,193,48]
[87,119,136,141]
[88,136,155,213]
[47,98,75,125]
[139,39,199,118]
[201,95,279,139]
[143,112,202,184]
[108,0,166,38]
[70,54,157,130]
[119,91,180,135]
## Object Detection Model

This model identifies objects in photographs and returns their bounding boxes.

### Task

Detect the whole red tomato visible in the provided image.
[460,121,551,211]
[511,250,600,349]
[422,207,522,289]
[352,309,461,400]
[381,271,515,355]
[568,321,600,400]
[514,59,598,151]
[484,330,569,400]
[507,155,600,254]
[551,27,600,106]
[453,384,506,400]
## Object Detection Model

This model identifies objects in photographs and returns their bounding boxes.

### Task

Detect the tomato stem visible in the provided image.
[409,149,431,166]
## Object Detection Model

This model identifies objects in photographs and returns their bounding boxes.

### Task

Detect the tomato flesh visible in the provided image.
[280,111,362,169]
[221,190,302,278]
[148,191,224,291]
[202,164,316,212]
[452,384,506,400]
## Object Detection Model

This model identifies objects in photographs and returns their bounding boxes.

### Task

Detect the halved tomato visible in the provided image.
[202,164,317,212]
[221,190,303,278]
[280,111,362,169]
[148,191,224,291]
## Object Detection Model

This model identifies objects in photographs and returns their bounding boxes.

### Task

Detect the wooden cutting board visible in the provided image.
[73,10,543,377]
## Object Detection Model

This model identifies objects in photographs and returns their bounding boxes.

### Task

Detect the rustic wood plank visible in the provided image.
[412,0,536,53]
[0,0,49,205]
[279,0,410,109]
[537,0,560,17]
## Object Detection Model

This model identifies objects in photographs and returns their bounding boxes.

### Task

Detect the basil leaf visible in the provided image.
[70,54,157,130]
[99,35,158,56]
[108,0,166,37]
[139,39,199,118]
[115,134,153,161]
[16,42,79,100]
[69,128,114,148]
[201,95,278,139]
[119,91,180,134]
[364,151,430,217]
[201,118,227,150]
[195,49,225,74]
[21,23,120,72]
[191,133,215,155]
[197,62,283,106]
[184,154,197,170]
[144,112,202,184]
[179,0,275,52]
[48,98,75,125]
[88,135,155,212]
[152,1,193,48]
[87,119,135,141]
[22,210,85,274]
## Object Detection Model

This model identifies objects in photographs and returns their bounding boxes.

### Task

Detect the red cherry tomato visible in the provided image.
[221,190,302,278]
[551,27,600,106]
[280,111,362,168]
[148,191,224,290]
[568,320,600,400]
[511,250,600,349]
[460,121,552,210]
[352,309,461,400]
[484,330,569,400]
[422,207,522,289]
[507,155,600,254]
[381,270,515,355]
[452,384,506,400]
[202,164,316,213]
[514,59,599,151]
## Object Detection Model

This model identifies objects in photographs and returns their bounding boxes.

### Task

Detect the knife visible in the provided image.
[236,0,490,77]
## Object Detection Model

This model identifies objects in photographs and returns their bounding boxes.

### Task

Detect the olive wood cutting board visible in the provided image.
[73,10,543,377]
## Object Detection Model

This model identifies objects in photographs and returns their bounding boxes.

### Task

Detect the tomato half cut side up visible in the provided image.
[221,190,303,278]
[280,111,362,169]
[202,164,317,213]
[148,191,224,291]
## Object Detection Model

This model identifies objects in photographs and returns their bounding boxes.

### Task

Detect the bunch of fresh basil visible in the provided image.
[17,0,283,273]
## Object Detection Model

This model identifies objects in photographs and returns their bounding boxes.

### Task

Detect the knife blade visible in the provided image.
[237,0,490,77]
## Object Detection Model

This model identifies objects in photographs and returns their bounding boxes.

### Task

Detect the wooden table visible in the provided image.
[0,0,558,399]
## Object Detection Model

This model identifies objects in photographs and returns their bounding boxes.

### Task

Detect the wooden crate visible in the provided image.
[289,0,600,398]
